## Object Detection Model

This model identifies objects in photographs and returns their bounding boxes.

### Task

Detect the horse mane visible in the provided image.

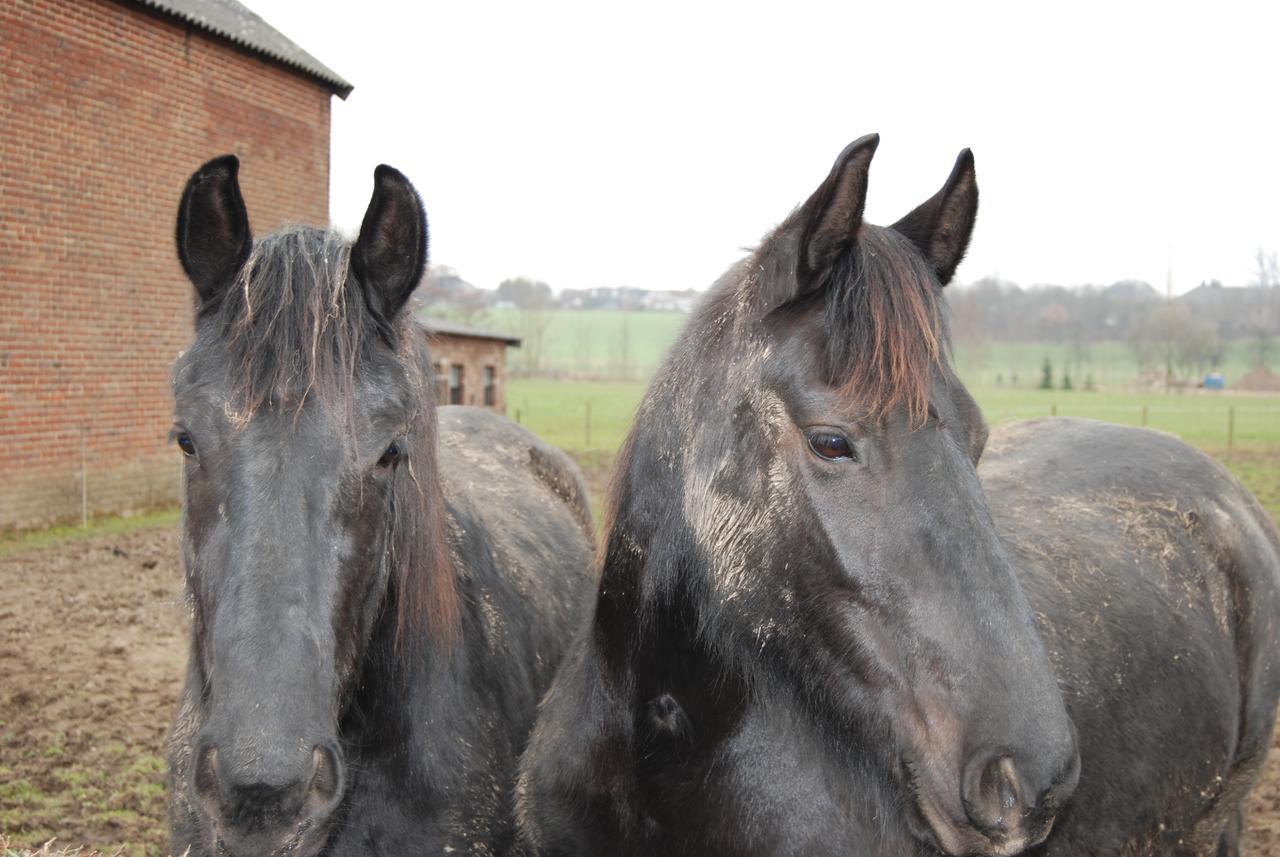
[210,224,459,647]
[811,225,946,426]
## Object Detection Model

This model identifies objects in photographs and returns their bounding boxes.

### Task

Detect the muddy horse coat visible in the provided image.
[512,136,1280,856]
[165,158,595,856]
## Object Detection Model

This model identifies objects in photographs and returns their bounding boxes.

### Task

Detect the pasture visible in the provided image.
[509,378,1280,522]
[1,380,1279,853]
[481,306,1271,392]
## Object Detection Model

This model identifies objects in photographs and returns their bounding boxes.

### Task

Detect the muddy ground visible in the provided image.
[2,518,1280,854]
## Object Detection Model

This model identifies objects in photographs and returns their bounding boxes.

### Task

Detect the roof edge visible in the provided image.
[130,0,353,98]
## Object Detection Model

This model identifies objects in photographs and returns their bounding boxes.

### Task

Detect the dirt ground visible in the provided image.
[2,521,1280,854]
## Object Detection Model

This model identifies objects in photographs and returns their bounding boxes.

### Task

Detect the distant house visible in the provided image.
[1179,283,1278,340]
[1,0,350,530]
[639,289,699,313]
[421,319,521,414]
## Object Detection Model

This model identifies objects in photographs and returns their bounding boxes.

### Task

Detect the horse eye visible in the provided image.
[376,442,401,469]
[175,433,196,457]
[806,429,855,462]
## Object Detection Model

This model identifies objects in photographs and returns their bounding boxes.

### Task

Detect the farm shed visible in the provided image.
[421,318,521,415]
[0,0,351,530]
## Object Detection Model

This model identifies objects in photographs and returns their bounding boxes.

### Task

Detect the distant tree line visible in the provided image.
[412,251,1280,384]
[947,254,1279,385]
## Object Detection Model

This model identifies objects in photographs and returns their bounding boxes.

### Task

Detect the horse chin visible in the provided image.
[899,758,1051,857]
[208,815,332,857]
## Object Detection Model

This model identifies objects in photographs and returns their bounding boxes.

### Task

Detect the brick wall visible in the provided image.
[428,334,512,415]
[0,0,334,530]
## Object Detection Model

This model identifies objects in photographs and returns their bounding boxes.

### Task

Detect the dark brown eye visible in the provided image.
[806,429,854,462]
[175,433,196,457]
[376,442,401,469]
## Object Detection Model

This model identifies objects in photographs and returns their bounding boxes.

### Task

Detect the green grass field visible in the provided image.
[484,309,689,378]
[509,378,1280,524]
[951,339,1265,389]
[479,307,1269,391]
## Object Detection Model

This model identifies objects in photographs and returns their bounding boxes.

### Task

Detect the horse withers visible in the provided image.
[166,157,596,856]
[513,136,1280,856]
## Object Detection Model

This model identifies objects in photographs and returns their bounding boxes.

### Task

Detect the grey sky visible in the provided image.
[248,0,1278,295]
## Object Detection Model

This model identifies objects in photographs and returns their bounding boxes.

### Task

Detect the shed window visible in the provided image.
[483,366,496,406]
[449,365,464,405]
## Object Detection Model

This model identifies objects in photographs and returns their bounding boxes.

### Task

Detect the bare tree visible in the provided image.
[1248,249,1279,369]
[1137,301,1219,387]
[1253,249,1279,288]
[499,277,558,375]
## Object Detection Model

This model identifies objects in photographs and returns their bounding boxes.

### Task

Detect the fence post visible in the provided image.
[1050,403,1057,417]
[80,424,89,529]
[585,401,592,449]
[1141,404,1148,427]
[1227,406,1235,462]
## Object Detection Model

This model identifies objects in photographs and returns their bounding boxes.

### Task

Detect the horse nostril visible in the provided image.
[306,743,344,813]
[963,754,1027,836]
[193,742,220,806]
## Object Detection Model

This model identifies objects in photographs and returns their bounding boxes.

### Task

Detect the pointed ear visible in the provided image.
[891,148,978,285]
[176,155,252,307]
[352,165,428,325]
[797,133,879,287]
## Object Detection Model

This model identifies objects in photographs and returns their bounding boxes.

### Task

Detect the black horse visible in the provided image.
[513,136,1280,856]
[166,157,596,856]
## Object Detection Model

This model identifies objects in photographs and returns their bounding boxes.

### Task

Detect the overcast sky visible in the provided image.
[246,1,1278,295]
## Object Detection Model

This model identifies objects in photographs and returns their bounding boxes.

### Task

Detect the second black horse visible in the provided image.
[513,136,1280,856]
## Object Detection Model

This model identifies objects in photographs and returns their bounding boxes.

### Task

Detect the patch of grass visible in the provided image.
[953,338,1266,389]
[507,378,1280,530]
[121,756,164,778]
[1222,452,1280,523]
[0,508,180,559]
[486,308,688,379]
[508,378,649,456]
[969,386,1280,448]
[0,726,168,855]
[0,781,40,806]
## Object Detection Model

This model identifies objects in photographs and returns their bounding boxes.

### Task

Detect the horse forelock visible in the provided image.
[818,226,946,426]
[199,225,459,651]
[211,225,366,423]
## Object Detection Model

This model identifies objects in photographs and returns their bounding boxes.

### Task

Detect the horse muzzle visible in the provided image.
[903,743,1080,857]
[193,740,345,857]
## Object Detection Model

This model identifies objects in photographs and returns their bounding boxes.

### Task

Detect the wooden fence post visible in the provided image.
[1227,406,1235,462]
[80,424,89,529]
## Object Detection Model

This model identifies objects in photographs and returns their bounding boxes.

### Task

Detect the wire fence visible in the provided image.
[979,402,1280,459]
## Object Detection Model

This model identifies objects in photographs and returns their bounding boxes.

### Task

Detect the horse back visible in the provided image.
[980,417,1280,855]
[437,405,597,693]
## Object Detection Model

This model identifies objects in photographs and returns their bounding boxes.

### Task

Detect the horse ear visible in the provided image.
[795,133,880,289]
[891,148,978,285]
[176,155,253,307]
[352,165,428,324]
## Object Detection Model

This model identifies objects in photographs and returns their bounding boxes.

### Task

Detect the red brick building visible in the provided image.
[0,0,350,530]
[423,319,521,415]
